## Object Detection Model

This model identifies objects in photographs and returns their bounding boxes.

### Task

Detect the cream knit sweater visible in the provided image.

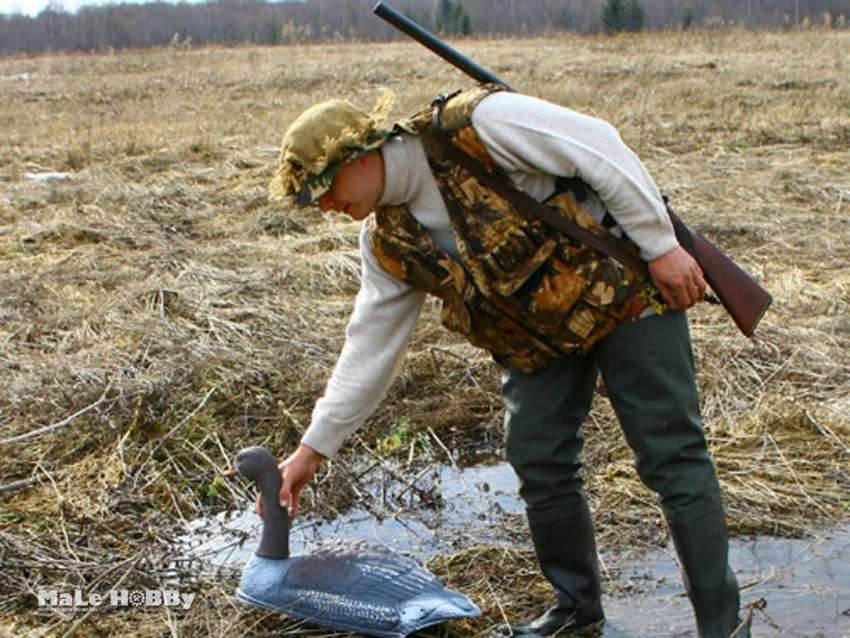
[301,91,677,459]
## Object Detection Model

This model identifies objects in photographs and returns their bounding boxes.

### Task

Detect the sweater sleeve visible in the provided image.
[300,220,426,459]
[471,91,678,262]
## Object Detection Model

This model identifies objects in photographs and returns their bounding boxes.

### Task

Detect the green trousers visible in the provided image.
[502,310,723,523]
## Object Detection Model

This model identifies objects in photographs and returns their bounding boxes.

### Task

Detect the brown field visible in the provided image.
[1,27,849,637]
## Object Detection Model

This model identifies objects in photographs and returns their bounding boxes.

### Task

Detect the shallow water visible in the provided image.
[184,462,850,637]
[601,526,850,637]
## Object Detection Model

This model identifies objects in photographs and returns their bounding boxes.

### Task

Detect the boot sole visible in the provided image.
[551,619,605,637]
[506,619,605,638]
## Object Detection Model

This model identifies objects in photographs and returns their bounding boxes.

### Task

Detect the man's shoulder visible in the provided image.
[473,90,564,120]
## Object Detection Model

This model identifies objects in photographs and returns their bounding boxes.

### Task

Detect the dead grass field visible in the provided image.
[1,27,849,637]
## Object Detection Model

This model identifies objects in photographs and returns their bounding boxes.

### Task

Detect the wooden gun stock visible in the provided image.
[667,207,772,337]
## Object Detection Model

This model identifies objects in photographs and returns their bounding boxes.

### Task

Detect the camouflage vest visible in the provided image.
[368,85,663,373]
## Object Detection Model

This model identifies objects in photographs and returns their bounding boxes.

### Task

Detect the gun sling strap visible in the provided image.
[428,106,650,277]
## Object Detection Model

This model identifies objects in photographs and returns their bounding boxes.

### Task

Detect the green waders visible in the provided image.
[502,311,740,637]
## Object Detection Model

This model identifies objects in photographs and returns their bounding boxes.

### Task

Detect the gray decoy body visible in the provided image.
[230,446,480,637]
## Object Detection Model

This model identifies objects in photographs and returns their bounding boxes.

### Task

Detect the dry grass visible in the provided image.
[0,27,848,637]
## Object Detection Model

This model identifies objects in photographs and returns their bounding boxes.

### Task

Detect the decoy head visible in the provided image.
[228,445,290,560]
[230,446,279,486]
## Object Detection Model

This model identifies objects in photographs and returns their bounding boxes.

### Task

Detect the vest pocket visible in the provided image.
[523,257,590,334]
[475,228,594,337]
[561,301,617,344]
[483,232,558,297]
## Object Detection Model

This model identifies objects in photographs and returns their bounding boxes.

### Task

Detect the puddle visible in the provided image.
[182,462,850,637]
[183,462,524,565]
[23,171,72,182]
[602,526,850,637]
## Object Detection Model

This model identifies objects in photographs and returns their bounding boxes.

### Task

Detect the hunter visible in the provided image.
[264,85,742,638]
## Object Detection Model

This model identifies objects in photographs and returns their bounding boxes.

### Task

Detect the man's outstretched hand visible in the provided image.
[256,443,323,519]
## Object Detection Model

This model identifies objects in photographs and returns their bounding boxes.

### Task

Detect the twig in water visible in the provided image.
[730,598,766,638]
[395,464,436,502]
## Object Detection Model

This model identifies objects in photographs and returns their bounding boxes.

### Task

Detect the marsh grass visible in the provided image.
[0,28,848,637]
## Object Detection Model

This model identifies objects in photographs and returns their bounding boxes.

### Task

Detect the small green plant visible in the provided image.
[206,474,227,499]
[377,415,414,453]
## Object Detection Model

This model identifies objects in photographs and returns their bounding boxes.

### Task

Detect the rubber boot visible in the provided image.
[668,509,741,638]
[509,502,604,637]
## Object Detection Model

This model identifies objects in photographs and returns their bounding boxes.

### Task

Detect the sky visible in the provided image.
[3,0,107,16]
[0,0,202,17]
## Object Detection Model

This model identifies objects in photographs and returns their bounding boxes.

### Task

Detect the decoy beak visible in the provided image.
[224,467,237,477]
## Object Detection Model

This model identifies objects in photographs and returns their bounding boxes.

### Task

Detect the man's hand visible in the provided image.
[256,443,323,520]
[648,245,707,310]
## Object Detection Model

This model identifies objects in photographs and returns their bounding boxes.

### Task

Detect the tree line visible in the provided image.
[1,0,849,55]
[602,0,646,33]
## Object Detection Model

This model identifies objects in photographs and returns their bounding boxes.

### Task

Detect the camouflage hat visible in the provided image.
[270,92,396,207]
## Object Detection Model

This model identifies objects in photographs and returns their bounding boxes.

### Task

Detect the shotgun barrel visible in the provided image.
[373,2,512,89]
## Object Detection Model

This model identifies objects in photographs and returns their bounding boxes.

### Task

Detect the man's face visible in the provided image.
[318,150,384,221]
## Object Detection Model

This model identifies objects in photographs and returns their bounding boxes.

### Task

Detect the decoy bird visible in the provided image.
[226,445,480,638]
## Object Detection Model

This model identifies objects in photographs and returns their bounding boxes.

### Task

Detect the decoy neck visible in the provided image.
[232,446,290,560]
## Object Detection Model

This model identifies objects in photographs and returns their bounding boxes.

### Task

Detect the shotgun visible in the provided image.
[373,1,772,337]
